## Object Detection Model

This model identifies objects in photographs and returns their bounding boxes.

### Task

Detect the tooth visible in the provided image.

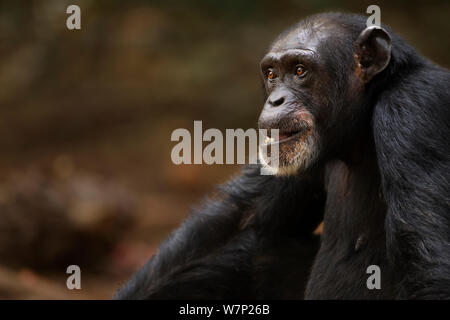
[265,137,274,143]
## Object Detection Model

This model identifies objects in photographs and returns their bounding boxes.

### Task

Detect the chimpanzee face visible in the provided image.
[258,20,391,175]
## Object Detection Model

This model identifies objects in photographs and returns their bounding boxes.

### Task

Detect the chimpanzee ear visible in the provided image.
[354,26,391,83]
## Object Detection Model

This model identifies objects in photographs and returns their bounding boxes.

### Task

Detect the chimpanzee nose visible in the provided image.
[268,93,285,107]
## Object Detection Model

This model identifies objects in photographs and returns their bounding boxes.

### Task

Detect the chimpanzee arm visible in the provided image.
[373,66,450,299]
[114,164,325,299]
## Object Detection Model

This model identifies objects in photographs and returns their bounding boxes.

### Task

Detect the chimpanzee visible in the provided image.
[115,13,450,299]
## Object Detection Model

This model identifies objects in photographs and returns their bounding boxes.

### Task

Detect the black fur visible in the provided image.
[115,13,450,299]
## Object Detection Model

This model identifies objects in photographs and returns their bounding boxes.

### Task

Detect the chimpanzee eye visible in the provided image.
[296,65,306,77]
[267,69,276,80]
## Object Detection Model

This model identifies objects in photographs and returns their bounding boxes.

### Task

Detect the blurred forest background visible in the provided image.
[0,0,448,299]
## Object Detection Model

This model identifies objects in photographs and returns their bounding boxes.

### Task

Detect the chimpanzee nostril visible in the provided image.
[269,96,285,107]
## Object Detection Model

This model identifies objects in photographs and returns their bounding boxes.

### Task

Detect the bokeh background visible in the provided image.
[0,0,448,299]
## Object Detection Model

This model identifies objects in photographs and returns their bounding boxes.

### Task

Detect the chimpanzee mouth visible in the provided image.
[263,130,304,146]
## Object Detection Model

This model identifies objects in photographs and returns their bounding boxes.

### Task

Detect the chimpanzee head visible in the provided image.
[258,13,391,175]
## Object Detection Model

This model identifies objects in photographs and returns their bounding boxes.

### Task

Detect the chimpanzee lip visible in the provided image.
[279,130,302,140]
[262,130,304,146]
